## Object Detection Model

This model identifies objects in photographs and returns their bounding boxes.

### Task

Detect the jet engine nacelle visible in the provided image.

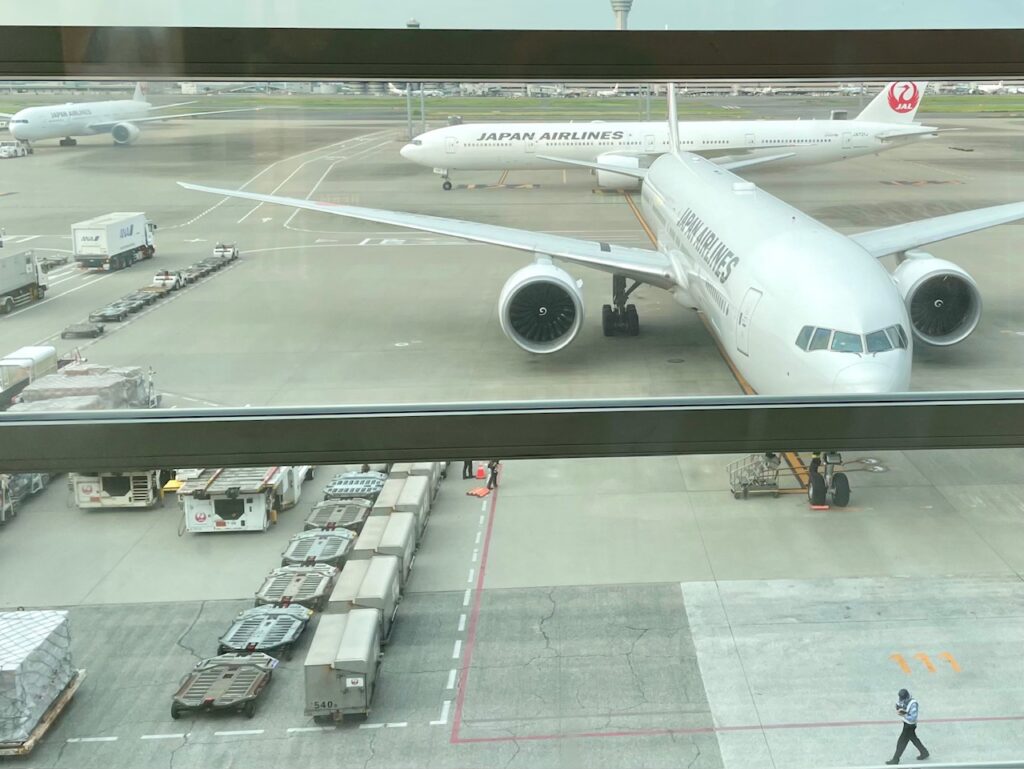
[498,261,584,354]
[111,122,141,145]
[892,251,982,346]
[595,153,642,190]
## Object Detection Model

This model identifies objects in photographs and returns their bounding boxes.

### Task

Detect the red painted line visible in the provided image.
[453,713,1024,745]
[449,476,499,743]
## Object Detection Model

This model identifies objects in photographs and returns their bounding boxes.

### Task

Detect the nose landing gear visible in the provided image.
[601,274,642,337]
[808,451,850,507]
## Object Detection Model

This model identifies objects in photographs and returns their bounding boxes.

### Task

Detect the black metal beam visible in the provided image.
[3,396,1024,472]
[0,27,1022,80]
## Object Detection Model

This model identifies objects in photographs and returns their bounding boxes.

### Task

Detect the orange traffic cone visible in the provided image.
[476,466,486,479]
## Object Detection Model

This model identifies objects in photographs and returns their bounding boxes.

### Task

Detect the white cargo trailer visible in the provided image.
[326,555,401,642]
[71,212,156,271]
[303,609,381,720]
[0,346,57,409]
[378,513,416,586]
[370,477,404,517]
[70,471,163,509]
[0,251,46,315]
[395,475,430,540]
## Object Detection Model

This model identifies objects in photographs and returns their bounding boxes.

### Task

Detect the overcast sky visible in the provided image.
[11,0,1024,29]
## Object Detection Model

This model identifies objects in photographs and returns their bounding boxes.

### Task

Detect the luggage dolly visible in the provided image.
[171,653,277,720]
[281,529,357,569]
[304,498,373,533]
[254,564,338,612]
[217,605,313,661]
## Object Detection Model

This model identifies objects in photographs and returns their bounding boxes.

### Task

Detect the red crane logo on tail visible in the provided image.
[887,82,920,113]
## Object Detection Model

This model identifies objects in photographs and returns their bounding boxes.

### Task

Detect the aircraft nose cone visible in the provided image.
[400,143,416,160]
[833,362,900,394]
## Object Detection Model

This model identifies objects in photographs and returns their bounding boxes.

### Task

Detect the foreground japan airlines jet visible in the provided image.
[181,85,1023,402]
[1,83,254,147]
[400,81,942,189]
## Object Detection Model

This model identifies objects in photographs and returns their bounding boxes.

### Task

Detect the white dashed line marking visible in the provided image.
[67,736,118,743]
[458,614,466,632]
[478,515,485,526]
[446,669,457,689]
[467,569,475,584]
[358,723,385,730]
[463,589,471,607]
[430,700,452,726]
[480,500,487,512]
[287,726,335,733]
[386,722,408,728]
[475,530,482,545]
[471,549,478,563]
[141,733,187,740]
[452,639,463,659]
[214,729,264,737]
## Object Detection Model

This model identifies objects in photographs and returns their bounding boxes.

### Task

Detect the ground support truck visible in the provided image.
[0,251,47,315]
[71,212,156,271]
[178,467,299,533]
[0,346,57,409]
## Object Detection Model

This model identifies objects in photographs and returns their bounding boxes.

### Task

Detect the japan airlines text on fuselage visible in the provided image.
[400,81,938,179]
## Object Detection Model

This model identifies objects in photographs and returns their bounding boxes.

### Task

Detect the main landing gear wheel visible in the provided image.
[807,451,851,507]
[59,137,78,147]
[602,275,643,337]
[442,180,453,191]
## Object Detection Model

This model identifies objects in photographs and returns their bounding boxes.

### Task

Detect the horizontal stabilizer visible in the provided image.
[534,155,648,179]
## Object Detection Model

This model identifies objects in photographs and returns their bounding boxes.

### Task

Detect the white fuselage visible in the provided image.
[639,152,912,395]
[401,119,928,173]
[7,99,151,142]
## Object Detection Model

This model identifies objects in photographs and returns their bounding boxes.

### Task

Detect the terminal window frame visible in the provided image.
[1,26,1024,468]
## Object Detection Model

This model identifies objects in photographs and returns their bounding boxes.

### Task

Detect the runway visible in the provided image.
[2,102,1024,768]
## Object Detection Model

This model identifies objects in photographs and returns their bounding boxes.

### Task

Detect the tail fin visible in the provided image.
[855,81,926,123]
[133,82,145,102]
[667,82,680,157]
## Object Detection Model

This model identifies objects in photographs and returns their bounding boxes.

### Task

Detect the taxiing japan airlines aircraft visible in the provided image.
[401,81,943,189]
[180,84,1024,403]
[1,83,255,147]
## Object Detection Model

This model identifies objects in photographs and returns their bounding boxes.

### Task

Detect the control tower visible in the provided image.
[610,0,633,30]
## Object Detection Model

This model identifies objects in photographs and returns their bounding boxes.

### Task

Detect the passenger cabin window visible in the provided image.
[795,325,813,350]
[831,331,863,353]
[808,327,831,351]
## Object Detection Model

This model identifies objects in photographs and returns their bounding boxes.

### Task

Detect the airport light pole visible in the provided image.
[610,0,633,30]
[405,19,419,140]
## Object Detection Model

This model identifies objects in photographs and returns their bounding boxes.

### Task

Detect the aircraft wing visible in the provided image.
[0,112,13,118]
[178,182,678,289]
[851,201,1024,258]
[534,155,648,179]
[877,126,964,142]
[88,107,258,131]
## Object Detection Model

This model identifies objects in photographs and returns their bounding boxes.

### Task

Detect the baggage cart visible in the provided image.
[326,556,401,643]
[254,565,338,612]
[171,653,276,719]
[217,605,313,660]
[322,472,386,502]
[304,499,373,533]
[281,529,357,569]
[304,609,381,721]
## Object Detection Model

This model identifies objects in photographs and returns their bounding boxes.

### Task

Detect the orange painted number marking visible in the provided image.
[913,652,936,673]
[890,653,911,674]
[938,652,962,672]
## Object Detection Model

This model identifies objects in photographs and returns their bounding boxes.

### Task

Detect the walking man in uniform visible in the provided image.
[486,459,500,490]
[886,688,929,764]
[462,460,473,479]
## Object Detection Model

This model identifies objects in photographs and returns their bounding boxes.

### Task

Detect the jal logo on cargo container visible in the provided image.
[82,235,100,241]
[119,225,134,238]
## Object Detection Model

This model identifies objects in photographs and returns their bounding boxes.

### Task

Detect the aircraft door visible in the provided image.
[736,287,763,356]
[445,136,458,154]
[841,132,852,149]
[525,139,535,153]
[745,133,756,146]
[644,134,656,152]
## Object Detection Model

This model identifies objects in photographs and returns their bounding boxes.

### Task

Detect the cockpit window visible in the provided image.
[795,325,813,350]
[865,330,893,353]
[808,327,831,351]
[831,331,863,353]
[410,139,423,146]
[885,324,908,349]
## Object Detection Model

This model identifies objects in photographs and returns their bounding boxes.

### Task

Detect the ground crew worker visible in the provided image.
[886,688,929,764]
[462,460,473,479]
[486,460,500,490]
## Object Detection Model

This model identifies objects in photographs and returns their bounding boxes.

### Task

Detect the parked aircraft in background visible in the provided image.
[1,83,255,147]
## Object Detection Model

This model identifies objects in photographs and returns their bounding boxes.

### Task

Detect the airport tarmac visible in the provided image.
[2,104,1024,768]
